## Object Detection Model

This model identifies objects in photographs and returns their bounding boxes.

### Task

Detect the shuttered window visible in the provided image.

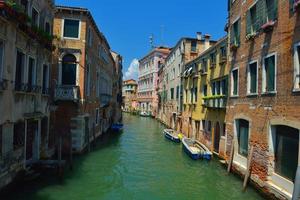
[232,69,238,96]
[248,62,258,94]
[261,0,278,24]
[0,41,3,80]
[274,125,299,182]
[264,55,276,92]
[63,19,80,38]
[231,19,240,46]
[176,86,179,99]
[237,119,249,157]
[170,88,174,100]
[246,3,258,35]
[294,44,300,89]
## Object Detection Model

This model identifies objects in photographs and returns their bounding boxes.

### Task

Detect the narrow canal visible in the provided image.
[4,113,264,200]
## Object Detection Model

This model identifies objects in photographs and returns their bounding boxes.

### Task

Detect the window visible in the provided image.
[42,64,49,94]
[31,7,39,27]
[170,88,174,100]
[191,40,197,52]
[202,59,207,73]
[185,89,188,103]
[194,87,198,102]
[212,82,216,95]
[62,54,77,85]
[87,27,93,47]
[203,84,207,96]
[176,86,179,99]
[236,119,249,157]
[246,3,259,36]
[0,125,2,155]
[247,61,258,94]
[294,43,300,90]
[207,121,212,132]
[210,53,216,66]
[231,68,239,96]
[263,0,278,24]
[15,50,26,91]
[231,19,240,46]
[13,122,25,150]
[221,78,227,95]
[45,22,51,35]
[0,41,3,80]
[220,46,227,59]
[201,120,206,131]
[63,19,80,39]
[27,57,36,92]
[20,0,28,14]
[273,125,299,182]
[263,54,276,93]
[95,109,99,125]
[85,64,91,97]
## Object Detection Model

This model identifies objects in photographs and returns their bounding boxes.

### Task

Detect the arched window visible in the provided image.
[62,54,77,85]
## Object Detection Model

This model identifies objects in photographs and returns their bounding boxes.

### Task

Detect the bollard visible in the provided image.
[292,166,300,200]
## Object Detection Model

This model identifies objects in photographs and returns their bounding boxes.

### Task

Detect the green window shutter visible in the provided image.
[233,70,238,95]
[230,25,234,45]
[268,56,275,91]
[273,0,278,20]
[258,0,267,25]
[250,64,257,93]
[237,20,241,45]
[246,10,251,36]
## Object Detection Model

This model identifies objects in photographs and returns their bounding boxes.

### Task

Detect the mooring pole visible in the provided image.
[292,166,300,200]
[227,139,235,173]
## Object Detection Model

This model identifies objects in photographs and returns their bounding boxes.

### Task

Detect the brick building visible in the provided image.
[226,0,300,198]
[0,0,55,189]
[51,6,117,154]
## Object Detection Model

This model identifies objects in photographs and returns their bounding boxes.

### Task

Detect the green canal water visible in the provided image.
[3,113,264,200]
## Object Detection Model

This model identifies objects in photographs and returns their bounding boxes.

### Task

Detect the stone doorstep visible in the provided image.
[267,181,292,200]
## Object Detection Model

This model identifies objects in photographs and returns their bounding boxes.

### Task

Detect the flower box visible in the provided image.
[246,33,256,41]
[294,0,300,11]
[261,21,276,33]
[230,43,239,51]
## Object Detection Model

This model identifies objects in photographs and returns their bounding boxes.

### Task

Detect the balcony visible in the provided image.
[54,85,79,102]
[203,96,227,109]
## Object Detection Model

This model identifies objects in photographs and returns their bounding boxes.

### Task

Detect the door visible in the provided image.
[214,122,221,153]
[26,120,38,161]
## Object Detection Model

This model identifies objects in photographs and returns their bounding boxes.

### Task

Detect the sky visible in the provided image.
[56,0,228,80]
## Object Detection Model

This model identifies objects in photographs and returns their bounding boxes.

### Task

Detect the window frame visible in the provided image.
[27,56,37,89]
[262,53,277,94]
[62,18,81,40]
[42,64,50,94]
[231,67,239,97]
[247,60,259,95]
[235,119,250,158]
[15,49,27,91]
[293,42,300,92]
[0,40,4,80]
[95,108,99,125]
[31,6,39,28]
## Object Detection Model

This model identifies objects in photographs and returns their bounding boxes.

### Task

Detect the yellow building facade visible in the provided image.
[182,37,229,158]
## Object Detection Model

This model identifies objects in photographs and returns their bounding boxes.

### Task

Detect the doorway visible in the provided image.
[214,122,221,153]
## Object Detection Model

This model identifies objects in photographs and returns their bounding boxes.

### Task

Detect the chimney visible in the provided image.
[204,34,211,50]
[196,32,202,40]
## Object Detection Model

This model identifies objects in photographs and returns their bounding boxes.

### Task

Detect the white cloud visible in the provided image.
[123,58,139,80]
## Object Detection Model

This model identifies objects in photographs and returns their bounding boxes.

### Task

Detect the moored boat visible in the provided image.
[111,123,124,132]
[163,129,181,143]
[182,138,212,160]
[140,111,151,117]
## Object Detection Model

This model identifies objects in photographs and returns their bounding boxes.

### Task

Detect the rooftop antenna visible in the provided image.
[149,34,154,49]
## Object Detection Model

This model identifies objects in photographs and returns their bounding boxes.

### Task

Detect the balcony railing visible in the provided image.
[203,96,227,109]
[54,85,79,102]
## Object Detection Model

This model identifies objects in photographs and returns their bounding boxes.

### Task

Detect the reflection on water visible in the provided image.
[2,113,264,200]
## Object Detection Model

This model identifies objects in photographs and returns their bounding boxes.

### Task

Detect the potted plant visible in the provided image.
[230,41,239,51]
[261,20,276,33]
[294,0,300,11]
[246,32,256,41]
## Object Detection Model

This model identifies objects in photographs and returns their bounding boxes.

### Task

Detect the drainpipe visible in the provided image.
[292,166,300,200]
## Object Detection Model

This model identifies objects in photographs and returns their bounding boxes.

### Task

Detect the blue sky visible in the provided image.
[56,0,228,80]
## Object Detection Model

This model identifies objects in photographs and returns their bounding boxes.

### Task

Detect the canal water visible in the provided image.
[3,113,264,200]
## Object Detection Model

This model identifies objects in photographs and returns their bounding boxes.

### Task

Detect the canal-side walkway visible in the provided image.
[2,113,264,200]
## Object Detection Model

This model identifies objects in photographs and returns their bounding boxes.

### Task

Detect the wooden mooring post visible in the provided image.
[243,146,254,191]
[292,166,300,200]
[227,139,235,173]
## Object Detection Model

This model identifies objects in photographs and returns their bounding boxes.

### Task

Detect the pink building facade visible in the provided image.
[138,47,171,116]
